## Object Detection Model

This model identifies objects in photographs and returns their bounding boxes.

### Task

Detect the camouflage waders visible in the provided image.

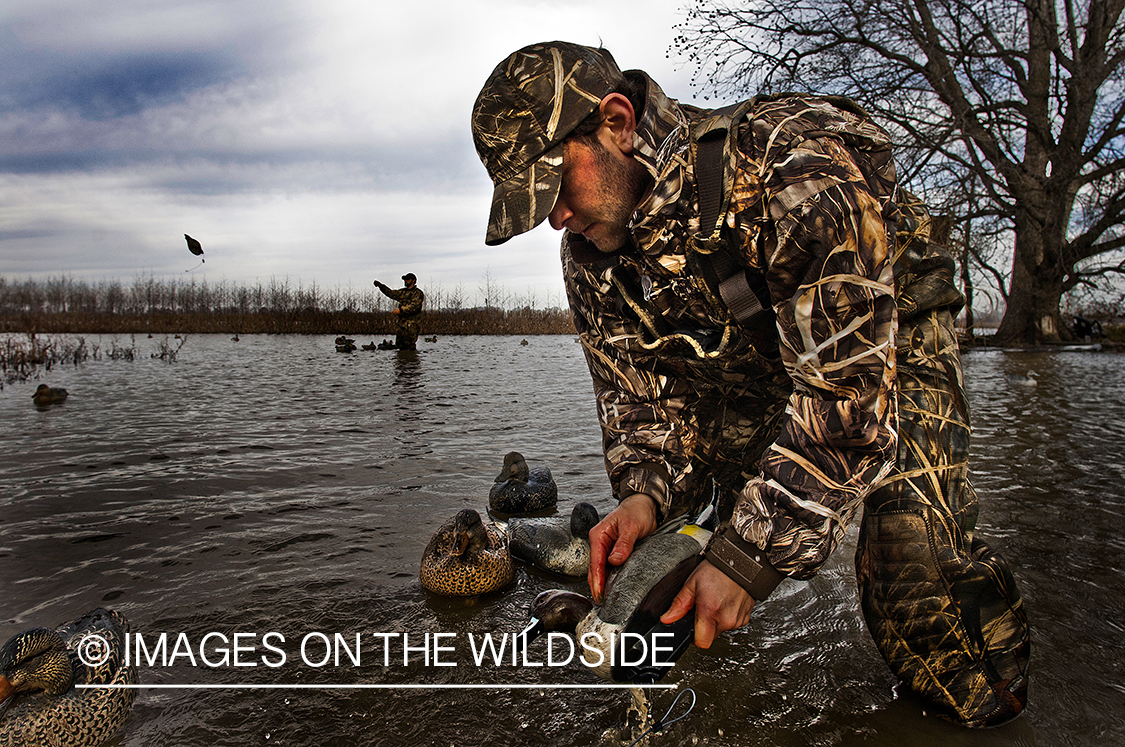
[856,197,1030,727]
[395,316,420,351]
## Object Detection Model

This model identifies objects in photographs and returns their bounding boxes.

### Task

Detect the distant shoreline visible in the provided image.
[0,308,576,337]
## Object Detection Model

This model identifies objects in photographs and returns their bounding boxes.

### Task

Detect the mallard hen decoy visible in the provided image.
[0,607,136,746]
[420,510,513,596]
[31,385,69,406]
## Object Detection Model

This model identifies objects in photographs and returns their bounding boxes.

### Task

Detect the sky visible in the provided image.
[0,0,715,308]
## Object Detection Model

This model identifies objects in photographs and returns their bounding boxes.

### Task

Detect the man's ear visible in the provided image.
[598,93,638,155]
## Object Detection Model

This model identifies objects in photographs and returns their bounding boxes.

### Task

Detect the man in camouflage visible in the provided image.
[374,273,424,350]
[472,41,1029,727]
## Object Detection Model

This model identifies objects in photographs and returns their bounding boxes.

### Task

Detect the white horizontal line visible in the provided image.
[77,683,675,690]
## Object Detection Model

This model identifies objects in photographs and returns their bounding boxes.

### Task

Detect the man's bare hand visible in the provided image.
[659,560,756,648]
[586,493,658,604]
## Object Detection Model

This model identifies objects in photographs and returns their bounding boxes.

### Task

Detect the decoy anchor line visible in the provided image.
[625,687,697,747]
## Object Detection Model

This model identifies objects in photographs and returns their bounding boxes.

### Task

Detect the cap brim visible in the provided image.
[484,141,564,246]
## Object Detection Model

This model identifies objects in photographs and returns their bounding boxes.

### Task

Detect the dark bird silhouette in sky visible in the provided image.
[185,234,205,271]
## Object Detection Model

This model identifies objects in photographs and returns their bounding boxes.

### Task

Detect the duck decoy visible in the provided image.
[1006,370,1039,386]
[505,502,600,577]
[516,520,713,683]
[420,509,513,596]
[361,341,378,351]
[488,452,558,515]
[31,385,69,406]
[0,608,136,746]
[518,522,711,682]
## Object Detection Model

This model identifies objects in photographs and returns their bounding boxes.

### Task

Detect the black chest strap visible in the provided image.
[692,103,772,329]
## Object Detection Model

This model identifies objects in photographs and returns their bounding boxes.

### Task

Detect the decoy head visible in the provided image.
[0,627,74,706]
[443,509,491,558]
[495,451,530,483]
[514,590,595,657]
[569,503,601,540]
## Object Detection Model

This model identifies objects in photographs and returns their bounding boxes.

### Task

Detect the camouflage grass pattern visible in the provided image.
[559,78,1028,726]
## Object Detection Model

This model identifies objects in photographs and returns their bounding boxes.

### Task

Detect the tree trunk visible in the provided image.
[994,223,1066,344]
[960,230,975,337]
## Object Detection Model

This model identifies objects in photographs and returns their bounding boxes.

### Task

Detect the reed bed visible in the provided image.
[1,307,574,336]
[1,334,90,383]
[1,275,578,385]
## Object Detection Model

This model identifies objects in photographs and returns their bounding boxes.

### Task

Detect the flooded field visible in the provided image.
[2,334,1123,746]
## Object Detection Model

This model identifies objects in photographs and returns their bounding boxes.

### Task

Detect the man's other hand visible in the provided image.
[586,493,658,604]
[659,560,756,648]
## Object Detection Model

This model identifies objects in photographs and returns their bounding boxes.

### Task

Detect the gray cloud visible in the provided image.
[0,0,706,304]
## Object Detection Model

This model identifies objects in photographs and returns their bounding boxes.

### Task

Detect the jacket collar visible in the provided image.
[626,71,692,236]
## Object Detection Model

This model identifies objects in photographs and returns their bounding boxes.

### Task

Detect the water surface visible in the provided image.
[2,335,1122,746]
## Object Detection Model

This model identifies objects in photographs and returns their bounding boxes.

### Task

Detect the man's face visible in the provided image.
[404,278,416,288]
[547,130,647,252]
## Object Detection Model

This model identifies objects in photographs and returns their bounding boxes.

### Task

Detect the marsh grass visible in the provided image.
[2,333,91,387]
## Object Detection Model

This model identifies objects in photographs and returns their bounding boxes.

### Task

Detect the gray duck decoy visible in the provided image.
[1006,370,1039,386]
[516,521,712,683]
[506,502,600,577]
[0,608,136,746]
[419,509,514,596]
[488,452,558,515]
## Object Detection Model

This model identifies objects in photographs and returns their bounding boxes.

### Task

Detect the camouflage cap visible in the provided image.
[472,42,626,246]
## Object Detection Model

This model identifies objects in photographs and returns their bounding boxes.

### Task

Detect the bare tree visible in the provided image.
[447,282,466,311]
[675,0,1125,343]
[479,268,506,310]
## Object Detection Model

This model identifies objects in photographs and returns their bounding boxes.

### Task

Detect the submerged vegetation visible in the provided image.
[0,333,190,387]
[0,275,575,337]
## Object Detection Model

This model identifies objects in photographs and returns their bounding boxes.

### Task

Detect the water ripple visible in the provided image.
[1,338,1122,745]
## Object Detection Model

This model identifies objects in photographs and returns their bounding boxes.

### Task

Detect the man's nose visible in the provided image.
[548,199,571,231]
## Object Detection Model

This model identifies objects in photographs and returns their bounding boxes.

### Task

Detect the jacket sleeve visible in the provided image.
[376,284,401,302]
[727,133,899,579]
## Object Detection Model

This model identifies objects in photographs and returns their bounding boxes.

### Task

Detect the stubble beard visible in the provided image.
[582,137,649,253]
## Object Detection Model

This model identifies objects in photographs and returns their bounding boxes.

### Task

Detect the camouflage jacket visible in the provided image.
[562,73,902,579]
[378,286,425,318]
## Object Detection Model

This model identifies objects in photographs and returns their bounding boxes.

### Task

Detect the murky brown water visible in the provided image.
[2,335,1123,746]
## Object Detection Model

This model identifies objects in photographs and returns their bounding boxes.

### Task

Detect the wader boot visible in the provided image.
[856,304,1031,727]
